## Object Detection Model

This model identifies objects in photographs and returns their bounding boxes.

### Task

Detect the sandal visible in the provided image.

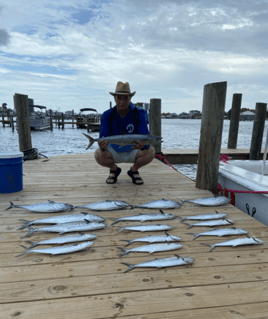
[106,166,122,184]
[127,167,144,185]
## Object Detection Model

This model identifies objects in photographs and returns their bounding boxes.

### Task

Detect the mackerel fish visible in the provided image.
[180,196,231,207]
[75,200,132,211]
[179,211,228,221]
[122,255,194,273]
[118,224,173,233]
[187,227,249,240]
[22,221,106,238]
[25,233,97,248]
[6,200,74,213]
[83,133,162,150]
[18,212,105,230]
[16,241,94,257]
[118,242,183,257]
[112,210,175,225]
[202,236,264,251]
[121,233,182,247]
[134,198,183,209]
[182,219,234,229]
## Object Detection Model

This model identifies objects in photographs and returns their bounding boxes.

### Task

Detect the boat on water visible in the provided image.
[77,108,101,131]
[218,160,268,227]
[29,105,50,131]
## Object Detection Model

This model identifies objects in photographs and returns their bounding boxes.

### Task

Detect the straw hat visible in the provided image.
[109,81,136,97]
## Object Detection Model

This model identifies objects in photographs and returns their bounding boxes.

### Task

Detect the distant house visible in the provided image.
[178,112,190,119]
[240,111,255,121]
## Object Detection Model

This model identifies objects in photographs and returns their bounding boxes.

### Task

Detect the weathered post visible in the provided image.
[249,103,267,160]
[61,113,65,129]
[49,109,53,130]
[110,101,112,109]
[13,93,32,152]
[227,93,242,149]
[2,112,5,127]
[87,117,90,132]
[196,81,227,193]
[11,115,14,132]
[149,98,161,153]
[72,110,74,128]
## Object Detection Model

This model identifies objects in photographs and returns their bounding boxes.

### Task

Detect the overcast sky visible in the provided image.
[1,0,267,114]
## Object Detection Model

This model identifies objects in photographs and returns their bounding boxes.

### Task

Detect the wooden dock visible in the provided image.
[162,148,267,164]
[0,153,268,318]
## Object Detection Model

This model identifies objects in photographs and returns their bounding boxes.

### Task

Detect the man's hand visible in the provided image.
[132,140,145,150]
[98,139,108,150]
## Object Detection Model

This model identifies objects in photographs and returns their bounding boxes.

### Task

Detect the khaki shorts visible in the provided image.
[107,145,139,164]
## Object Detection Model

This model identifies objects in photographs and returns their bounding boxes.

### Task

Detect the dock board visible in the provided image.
[0,153,267,318]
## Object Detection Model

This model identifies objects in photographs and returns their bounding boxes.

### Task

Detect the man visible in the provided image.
[94,81,155,185]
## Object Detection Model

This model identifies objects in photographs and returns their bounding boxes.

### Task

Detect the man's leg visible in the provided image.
[128,146,155,184]
[94,149,121,184]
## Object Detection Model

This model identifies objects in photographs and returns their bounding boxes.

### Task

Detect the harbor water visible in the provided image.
[1,119,268,180]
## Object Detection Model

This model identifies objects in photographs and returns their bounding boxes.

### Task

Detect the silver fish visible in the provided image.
[18,213,105,230]
[182,219,234,229]
[25,233,97,248]
[75,200,132,211]
[118,224,173,233]
[112,210,175,225]
[181,196,231,207]
[121,232,182,247]
[83,133,162,150]
[187,227,249,240]
[16,241,94,257]
[202,236,264,251]
[122,255,194,273]
[179,211,228,221]
[6,200,74,213]
[118,242,183,257]
[22,221,106,238]
[134,198,183,209]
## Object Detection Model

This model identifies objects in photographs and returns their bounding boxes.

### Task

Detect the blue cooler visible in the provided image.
[0,151,24,193]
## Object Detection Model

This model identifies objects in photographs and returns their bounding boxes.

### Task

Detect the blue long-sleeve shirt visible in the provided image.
[99,102,150,152]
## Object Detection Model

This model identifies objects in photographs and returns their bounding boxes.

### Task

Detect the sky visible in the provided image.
[0,0,268,114]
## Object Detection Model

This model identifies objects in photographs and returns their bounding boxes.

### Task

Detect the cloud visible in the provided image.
[0,29,10,46]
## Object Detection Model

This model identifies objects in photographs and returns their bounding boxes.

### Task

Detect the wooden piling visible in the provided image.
[72,110,74,128]
[49,110,53,131]
[2,112,5,127]
[228,93,242,149]
[249,102,267,160]
[61,113,65,129]
[149,98,161,153]
[11,116,14,132]
[13,93,32,152]
[196,81,227,193]
[87,117,90,132]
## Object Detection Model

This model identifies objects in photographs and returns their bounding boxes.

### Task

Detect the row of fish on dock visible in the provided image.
[8,196,264,272]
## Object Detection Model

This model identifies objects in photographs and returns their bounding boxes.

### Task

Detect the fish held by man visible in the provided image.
[122,255,195,273]
[16,241,94,257]
[202,236,264,251]
[179,196,231,207]
[25,233,97,248]
[18,213,105,230]
[121,232,182,247]
[111,210,176,225]
[134,198,183,209]
[6,200,74,213]
[118,242,183,257]
[83,133,162,150]
[75,200,132,211]
[187,227,249,240]
[182,219,234,229]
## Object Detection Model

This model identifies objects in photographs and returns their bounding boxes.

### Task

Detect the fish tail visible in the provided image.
[117,247,129,257]
[120,239,131,247]
[201,243,214,251]
[181,221,191,228]
[82,133,95,150]
[16,245,31,257]
[111,220,119,226]
[117,227,124,234]
[121,262,135,273]
[17,219,31,230]
[25,241,37,248]
[178,216,185,221]
[21,227,36,239]
[186,232,199,240]
[6,201,16,210]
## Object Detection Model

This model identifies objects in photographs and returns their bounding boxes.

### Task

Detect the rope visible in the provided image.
[217,183,268,195]
[22,148,49,162]
[155,154,178,171]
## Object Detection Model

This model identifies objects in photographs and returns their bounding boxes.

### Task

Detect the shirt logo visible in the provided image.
[126,124,134,133]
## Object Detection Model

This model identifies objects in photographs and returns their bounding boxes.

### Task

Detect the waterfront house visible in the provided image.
[240,111,255,121]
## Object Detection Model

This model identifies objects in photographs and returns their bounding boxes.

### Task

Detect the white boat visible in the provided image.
[29,109,50,131]
[77,108,100,131]
[218,160,268,226]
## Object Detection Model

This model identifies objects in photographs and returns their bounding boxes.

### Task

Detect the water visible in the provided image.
[1,119,268,179]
